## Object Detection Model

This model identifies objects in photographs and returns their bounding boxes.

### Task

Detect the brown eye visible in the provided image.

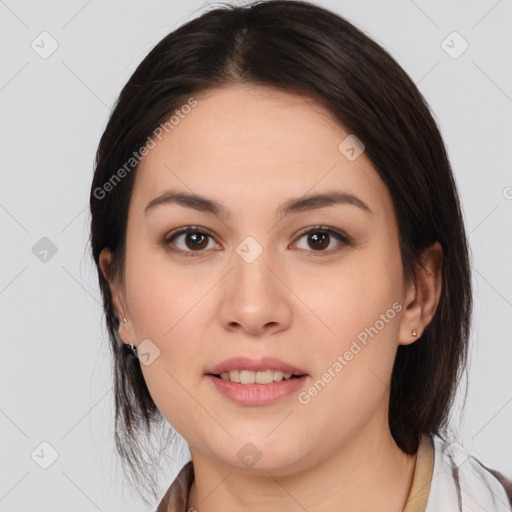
[163,227,218,256]
[162,225,350,258]
[182,231,209,250]
[294,227,350,254]
[307,232,330,250]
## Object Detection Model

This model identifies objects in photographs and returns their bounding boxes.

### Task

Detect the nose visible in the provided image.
[217,244,293,337]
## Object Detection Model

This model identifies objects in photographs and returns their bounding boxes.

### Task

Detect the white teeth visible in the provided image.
[240,370,255,384]
[229,370,241,383]
[255,370,274,384]
[273,370,284,381]
[218,369,298,384]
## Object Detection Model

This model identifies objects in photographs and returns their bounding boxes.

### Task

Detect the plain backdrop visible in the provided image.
[1,0,511,510]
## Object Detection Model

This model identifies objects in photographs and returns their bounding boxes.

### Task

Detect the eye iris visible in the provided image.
[186,232,208,250]
[309,232,329,250]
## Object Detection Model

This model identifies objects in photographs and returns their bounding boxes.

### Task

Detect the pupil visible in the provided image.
[187,232,207,250]
[310,232,329,250]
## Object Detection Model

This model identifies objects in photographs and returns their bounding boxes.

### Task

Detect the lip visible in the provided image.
[205,356,308,376]
[206,374,309,405]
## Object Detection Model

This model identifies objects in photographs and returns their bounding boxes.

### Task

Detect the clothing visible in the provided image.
[156,434,512,511]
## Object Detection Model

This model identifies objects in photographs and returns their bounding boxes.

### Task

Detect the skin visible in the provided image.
[100,84,443,512]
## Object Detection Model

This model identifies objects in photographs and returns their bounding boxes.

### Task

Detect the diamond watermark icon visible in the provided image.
[31,31,59,59]
[338,134,365,161]
[31,441,59,469]
[237,442,263,468]
[236,236,263,264]
[443,440,469,469]
[137,338,161,366]
[32,237,58,263]
[441,31,469,59]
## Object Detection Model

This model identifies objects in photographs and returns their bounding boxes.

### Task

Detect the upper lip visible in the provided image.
[206,356,308,376]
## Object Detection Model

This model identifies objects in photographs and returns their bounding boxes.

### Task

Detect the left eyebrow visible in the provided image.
[144,190,372,218]
[277,191,372,218]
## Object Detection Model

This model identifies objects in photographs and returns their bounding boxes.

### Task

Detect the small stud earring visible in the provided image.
[122,318,137,356]
[412,329,417,336]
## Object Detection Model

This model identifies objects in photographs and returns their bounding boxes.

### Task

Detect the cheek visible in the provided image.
[140,361,211,446]
[295,289,401,446]
[125,245,209,340]
[125,249,216,423]
[307,243,402,349]
[297,244,402,407]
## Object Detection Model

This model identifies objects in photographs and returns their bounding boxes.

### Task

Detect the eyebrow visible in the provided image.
[144,189,372,218]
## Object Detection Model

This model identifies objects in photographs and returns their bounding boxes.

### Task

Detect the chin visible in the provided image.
[213,434,311,474]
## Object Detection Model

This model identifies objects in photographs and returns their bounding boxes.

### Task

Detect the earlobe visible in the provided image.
[398,280,422,346]
[398,241,443,346]
[116,315,133,345]
[113,296,135,346]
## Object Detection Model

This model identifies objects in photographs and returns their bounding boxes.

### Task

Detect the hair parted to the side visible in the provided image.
[89,0,472,503]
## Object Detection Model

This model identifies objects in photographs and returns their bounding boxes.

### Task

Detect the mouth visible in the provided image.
[208,369,305,385]
[205,356,308,385]
[205,371,309,405]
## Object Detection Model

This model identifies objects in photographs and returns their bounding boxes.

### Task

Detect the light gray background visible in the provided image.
[1,0,511,510]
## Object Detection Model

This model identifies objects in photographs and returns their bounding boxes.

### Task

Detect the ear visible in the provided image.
[99,248,136,346]
[398,241,443,346]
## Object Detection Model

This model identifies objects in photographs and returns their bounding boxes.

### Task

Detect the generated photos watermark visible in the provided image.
[93,97,198,200]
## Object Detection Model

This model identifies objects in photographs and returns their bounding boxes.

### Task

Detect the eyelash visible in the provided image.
[161,225,352,258]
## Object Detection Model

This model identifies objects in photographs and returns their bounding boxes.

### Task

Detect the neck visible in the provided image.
[186,416,418,512]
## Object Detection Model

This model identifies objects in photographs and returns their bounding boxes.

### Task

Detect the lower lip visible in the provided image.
[205,374,308,405]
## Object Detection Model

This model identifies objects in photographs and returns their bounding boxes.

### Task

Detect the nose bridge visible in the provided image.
[232,234,276,302]
[218,233,292,334]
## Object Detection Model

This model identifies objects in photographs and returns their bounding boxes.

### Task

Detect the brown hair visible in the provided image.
[89,0,472,503]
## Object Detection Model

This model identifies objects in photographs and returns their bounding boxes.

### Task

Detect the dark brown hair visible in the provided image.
[89,0,472,503]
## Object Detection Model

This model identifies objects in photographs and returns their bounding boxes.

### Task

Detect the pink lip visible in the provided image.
[206,356,308,376]
[206,374,309,405]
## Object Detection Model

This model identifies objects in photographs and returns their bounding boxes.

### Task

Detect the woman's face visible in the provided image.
[104,84,421,474]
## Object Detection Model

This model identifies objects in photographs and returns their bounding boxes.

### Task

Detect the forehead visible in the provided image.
[131,84,392,220]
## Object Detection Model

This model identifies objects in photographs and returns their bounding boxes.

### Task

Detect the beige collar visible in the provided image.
[403,434,434,512]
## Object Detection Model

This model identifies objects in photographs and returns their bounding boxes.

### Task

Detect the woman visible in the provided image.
[89,1,512,510]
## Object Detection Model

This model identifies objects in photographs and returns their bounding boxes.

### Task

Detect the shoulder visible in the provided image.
[426,434,512,511]
[156,460,194,512]
[475,461,512,506]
